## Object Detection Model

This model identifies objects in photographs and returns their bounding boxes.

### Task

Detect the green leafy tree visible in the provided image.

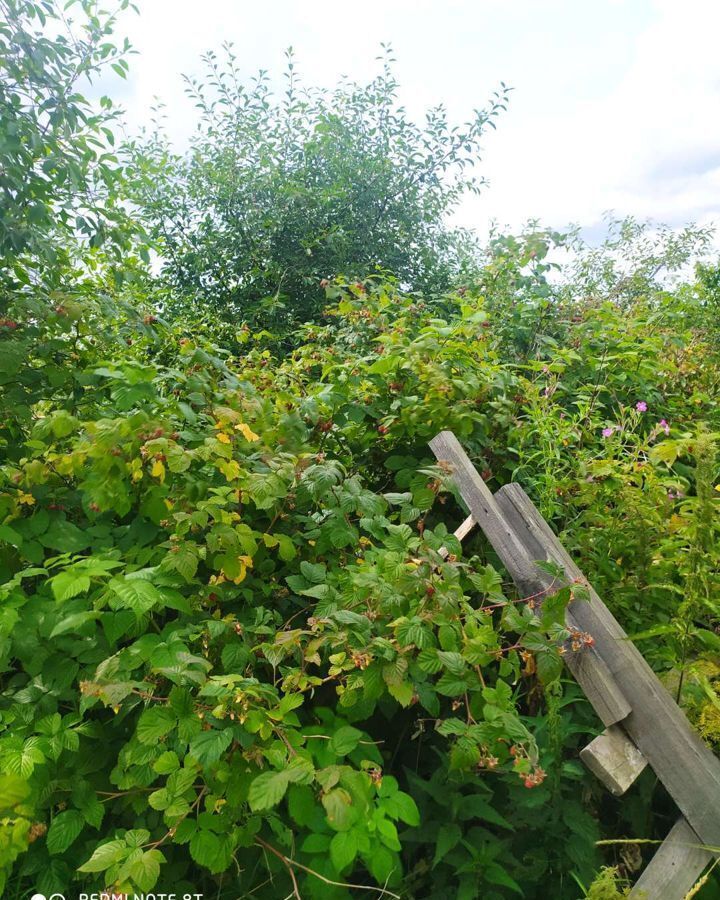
[127,47,509,329]
[0,0,139,305]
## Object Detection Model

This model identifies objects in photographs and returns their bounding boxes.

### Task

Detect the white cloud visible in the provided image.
[110,0,719,246]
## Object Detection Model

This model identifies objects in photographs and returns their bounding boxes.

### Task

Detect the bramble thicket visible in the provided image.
[1,2,720,898]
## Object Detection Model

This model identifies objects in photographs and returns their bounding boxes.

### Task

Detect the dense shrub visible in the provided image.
[1,269,719,897]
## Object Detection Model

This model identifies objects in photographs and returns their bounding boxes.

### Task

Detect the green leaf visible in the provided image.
[433,823,461,866]
[386,791,419,826]
[300,561,326,583]
[127,848,164,892]
[366,844,395,883]
[46,809,85,855]
[50,610,99,637]
[301,833,332,853]
[189,829,233,874]
[417,648,442,674]
[456,794,514,830]
[322,787,356,832]
[40,520,90,553]
[248,770,290,811]
[285,755,315,785]
[330,830,358,871]
[2,739,45,777]
[188,728,233,766]
[79,839,128,872]
[329,725,363,756]
[153,751,180,774]
[288,785,317,827]
[0,524,22,547]
[50,571,90,602]
[387,680,414,707]
[110,578,162,615]
[437,650,466,675]
[377,817,401,851]
[136,706,177,744]
[435,672,469,697]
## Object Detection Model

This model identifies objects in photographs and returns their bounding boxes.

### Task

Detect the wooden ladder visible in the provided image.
[430,430,720,898]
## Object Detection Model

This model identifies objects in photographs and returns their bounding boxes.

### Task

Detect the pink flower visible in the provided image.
[636,401,648,412]
[659,418,670,435]
[602,427,615,438]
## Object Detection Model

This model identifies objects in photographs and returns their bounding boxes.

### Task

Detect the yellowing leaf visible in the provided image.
[17,492,35,505]
[132,468,144,483]
[228,554,254,585]
[219,459,241,481]
[235,422,260,442]
[151,459,166,482]
[217,432,231,444]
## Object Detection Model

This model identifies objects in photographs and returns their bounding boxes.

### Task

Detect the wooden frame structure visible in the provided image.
[429,431,720,898]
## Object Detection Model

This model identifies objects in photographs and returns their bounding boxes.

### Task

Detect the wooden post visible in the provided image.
[629,818,716,898]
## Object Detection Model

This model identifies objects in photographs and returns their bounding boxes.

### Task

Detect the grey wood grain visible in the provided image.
[491,480,720,849]
[493,485,632,725]
[580,726,648,796]
[629,817,715,899]
[430,431,631,726]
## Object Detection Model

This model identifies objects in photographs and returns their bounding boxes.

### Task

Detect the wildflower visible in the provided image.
[602,427,615,438]
[659,418,670,435]
[636,401,648,412]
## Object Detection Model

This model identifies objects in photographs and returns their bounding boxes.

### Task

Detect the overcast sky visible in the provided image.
[111,0,720,244]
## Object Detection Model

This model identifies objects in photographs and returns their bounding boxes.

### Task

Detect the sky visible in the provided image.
[109,0,720,245]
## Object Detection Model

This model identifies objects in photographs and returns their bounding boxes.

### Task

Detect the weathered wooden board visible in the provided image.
[492,479,720,849]
[429,430,720,849]
[429,431,631,726]
[629,817,715,899]
[580,726,648,796]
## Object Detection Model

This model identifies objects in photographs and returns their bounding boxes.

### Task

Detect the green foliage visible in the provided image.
[0,0,142,305]
[126,46,508,328]
[2,5,720,897]
[584,867,629,899]
[2,265,719,896]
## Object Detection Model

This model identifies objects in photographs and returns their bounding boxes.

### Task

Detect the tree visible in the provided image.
[127,46,509,329]
[0,0,139,306]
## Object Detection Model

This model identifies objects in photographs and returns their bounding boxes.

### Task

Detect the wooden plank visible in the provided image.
[454,514,476,543]
[630,817,715,899]
[429,431,542,595]
[438,514,476,559]
[490,479,720,849]
[493,486,632,726]
[580,726,648,796]
[429,431,631,727]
